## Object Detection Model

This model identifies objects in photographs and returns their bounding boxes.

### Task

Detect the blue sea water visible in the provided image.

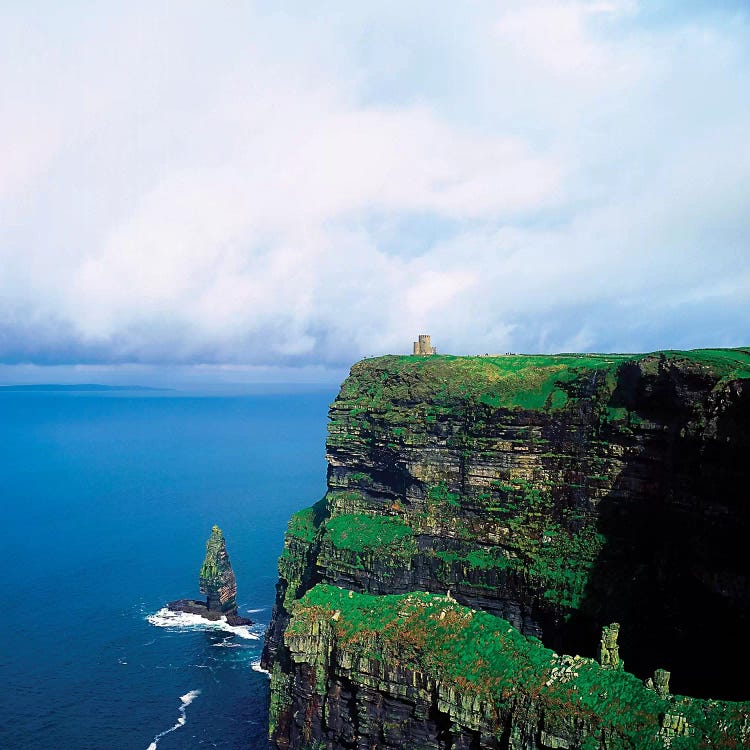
[0,389,334,749]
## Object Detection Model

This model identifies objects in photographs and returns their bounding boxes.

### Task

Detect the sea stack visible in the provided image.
[168,525,252,626]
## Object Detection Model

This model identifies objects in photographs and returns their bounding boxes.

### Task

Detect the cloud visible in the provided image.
[1,0,749,375]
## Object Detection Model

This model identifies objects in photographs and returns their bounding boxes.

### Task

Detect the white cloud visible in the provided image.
[0,0,749,374]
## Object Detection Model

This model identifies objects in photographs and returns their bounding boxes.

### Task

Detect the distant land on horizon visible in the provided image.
[0,384,174,392]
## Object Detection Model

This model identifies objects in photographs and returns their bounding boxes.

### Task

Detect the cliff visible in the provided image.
[262,349,750,749]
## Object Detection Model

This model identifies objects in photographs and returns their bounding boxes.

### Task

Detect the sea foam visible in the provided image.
[252,659,271,677]
[147,607,258,639]
[146,689,201,749]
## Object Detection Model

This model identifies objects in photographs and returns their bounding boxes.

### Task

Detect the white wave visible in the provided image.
[147,608,258,640]
[146,689,201,749]
[181,689,200,705]
[251,659,271,677]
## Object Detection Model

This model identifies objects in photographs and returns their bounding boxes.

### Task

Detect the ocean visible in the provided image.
[0,389,334,749]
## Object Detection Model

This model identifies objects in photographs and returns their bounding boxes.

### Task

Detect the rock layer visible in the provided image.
[263,349,750,749]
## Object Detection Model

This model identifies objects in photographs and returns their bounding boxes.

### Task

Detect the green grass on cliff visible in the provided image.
[659,348,750,381]
[341,348,750,414]
[342,353,628,411]
[323,513,416,556]
[283,498,329,546]
[285,506,319,544]
[287,585,750,749]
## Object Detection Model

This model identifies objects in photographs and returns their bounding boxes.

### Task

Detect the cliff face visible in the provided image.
[262,349,750,749]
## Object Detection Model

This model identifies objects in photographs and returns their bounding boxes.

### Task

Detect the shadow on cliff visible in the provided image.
[560,361,750,700]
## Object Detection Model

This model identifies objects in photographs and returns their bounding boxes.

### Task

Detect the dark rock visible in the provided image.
[167,598,223,621]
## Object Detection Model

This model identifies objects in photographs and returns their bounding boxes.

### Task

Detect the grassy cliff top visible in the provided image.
[288,584,750,748]
[336,348,750,411]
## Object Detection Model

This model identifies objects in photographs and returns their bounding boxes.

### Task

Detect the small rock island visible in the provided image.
[168,525,252,626]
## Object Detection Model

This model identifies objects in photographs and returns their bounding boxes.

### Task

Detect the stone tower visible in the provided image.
[413,334,437,355]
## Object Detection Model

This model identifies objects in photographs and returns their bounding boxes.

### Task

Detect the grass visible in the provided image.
[285,506,319,544]
[434,547,515,572]
[336,348,750,418]
[340,352,632,412]
[323,513,416,555]
[427,482,461,508]
[662,348,750,381]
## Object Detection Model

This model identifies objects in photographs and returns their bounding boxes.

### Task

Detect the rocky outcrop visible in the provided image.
[169,525,251,626]
[263,349,750,748]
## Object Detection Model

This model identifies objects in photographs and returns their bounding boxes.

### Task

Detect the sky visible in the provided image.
[1,1,749,385]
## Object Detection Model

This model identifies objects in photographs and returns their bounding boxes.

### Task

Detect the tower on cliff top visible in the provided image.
[413,334,436,355]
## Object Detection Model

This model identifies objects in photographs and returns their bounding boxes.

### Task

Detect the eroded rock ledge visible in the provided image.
[272,585,748,749]
[263,349,750,749]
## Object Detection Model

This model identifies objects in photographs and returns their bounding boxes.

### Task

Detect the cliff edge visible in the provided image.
[262,348,750,749]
